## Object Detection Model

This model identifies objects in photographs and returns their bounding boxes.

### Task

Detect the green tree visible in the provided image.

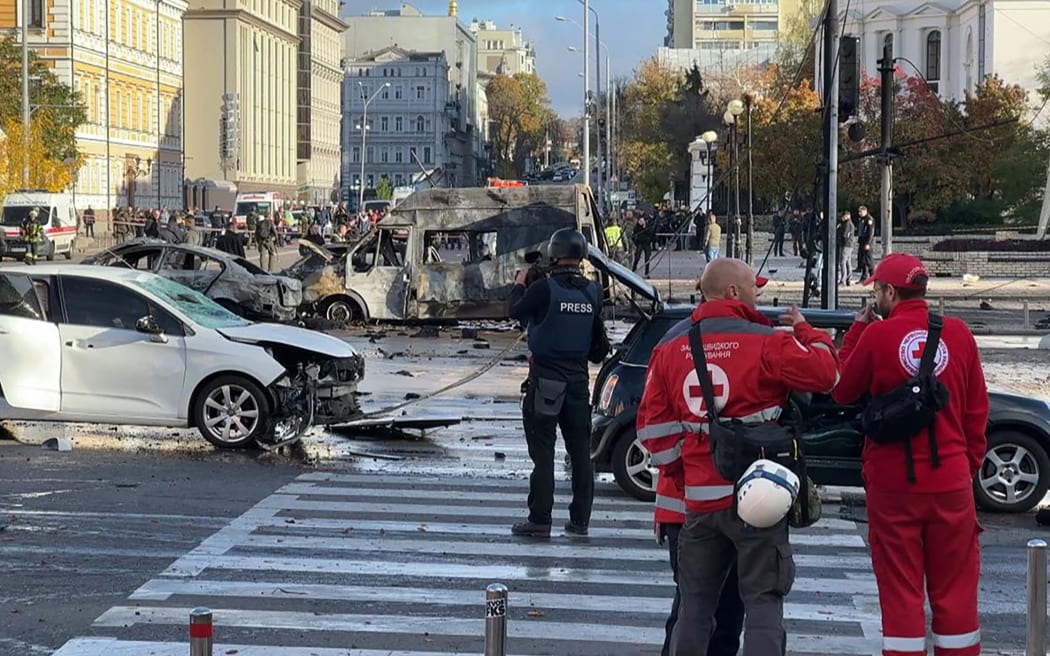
[375,175,393,200]
[0,37,85,164]
[485,73,554,178]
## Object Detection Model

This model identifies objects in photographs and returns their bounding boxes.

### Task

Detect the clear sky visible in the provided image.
[340,0,664,117]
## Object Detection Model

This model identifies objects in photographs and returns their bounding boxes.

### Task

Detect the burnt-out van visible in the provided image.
[288,184,605,323]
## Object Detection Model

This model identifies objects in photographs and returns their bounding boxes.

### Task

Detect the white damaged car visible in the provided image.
[0,266,364,448]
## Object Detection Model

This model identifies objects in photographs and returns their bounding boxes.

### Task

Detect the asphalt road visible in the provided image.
[1,325,1045,656]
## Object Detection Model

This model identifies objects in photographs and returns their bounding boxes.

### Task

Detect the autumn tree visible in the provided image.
[0,37,85,164]
[485,73,553,178]
[0,114,83,195]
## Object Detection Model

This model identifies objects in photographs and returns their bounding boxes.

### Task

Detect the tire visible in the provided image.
[323,296,363,325]
[611,428,657,502]
[45,240,55,262]
[63,241,73,259]
[974,430,1050,513]
[193,375,271,449]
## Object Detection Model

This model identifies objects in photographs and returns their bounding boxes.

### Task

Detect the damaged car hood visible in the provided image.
[217,324,357,359]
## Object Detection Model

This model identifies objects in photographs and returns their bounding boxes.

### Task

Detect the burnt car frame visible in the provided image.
[286,185,605,324]
[587,250,1050,514]
[83,239,303,323]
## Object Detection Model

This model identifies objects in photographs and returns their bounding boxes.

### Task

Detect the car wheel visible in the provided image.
[45,240,55,262]
[194,375,271,449]
[611,428,657,502]
[974,430,1050,513]
[324,297,363,324]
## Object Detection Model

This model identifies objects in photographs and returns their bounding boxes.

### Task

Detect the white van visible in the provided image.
[233,191,283,228]
[0,190,77,261]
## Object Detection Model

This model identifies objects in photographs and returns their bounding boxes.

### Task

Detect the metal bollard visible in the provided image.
[484,583,508,656]
[190,607,214,656]
[1028,539,1047,656]
[1025,299,1031,330]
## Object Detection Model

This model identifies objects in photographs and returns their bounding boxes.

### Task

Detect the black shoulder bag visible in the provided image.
[687,322,820,527]
[860,312,951,483]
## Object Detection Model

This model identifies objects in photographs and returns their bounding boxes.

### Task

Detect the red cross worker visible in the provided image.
[834,253,988,656]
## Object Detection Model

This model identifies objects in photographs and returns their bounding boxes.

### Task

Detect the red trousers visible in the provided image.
[867,488,981,656]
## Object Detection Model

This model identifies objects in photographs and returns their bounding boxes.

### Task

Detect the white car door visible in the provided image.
[0,273,61,411]
[55,275,188,421]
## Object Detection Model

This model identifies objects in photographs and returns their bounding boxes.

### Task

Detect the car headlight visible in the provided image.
[598,374,619,413]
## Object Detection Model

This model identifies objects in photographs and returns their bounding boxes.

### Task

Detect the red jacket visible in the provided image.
[832,299,988,493]
[654,470,686,525]
[638,300,840,514]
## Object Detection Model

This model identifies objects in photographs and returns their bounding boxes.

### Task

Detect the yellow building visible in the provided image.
[2,0,188,215]
[183,0,301,196]
[297,0,347,204]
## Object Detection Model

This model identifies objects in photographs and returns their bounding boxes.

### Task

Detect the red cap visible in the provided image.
[862,253,928,289]
[756,275,769,288]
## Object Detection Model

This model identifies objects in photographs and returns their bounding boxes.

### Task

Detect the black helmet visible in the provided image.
[547,228,587,261]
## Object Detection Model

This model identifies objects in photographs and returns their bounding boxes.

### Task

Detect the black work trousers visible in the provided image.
[661,523,744,656]
[632,243,653,275]
[522,378,593,527]
[672,509,795,656]
[857,245,874,280]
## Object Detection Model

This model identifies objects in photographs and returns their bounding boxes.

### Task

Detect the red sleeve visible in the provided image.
[832,323,875,404]
[763,323,840,394]
[962,330,989,476]
[838,321,869,365]
[637,344,685,479]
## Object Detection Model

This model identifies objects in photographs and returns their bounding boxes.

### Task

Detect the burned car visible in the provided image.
[83,238,302,323]
[283,184,604,323]
[0,266,364,449]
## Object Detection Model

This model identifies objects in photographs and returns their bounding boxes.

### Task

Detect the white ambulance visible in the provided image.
[0,190,78,261]
[232,191,283,229]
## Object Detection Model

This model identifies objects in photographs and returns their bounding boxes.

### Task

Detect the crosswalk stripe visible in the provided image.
[53,473,884,656]
[127,578,882,623]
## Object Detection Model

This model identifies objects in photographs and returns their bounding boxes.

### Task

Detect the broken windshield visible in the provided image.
[132,275,251,329]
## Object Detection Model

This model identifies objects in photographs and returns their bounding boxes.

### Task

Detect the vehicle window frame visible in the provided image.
[57,275,186,336]
[0,272,46,321]
[158,247,227,294]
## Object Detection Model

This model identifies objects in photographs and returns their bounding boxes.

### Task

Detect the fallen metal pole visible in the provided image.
[1028,539,1047,656]
[190,607,214,656]
[485,583,508,656]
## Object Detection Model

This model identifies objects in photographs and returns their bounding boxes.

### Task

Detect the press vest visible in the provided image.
[527,278,599,360]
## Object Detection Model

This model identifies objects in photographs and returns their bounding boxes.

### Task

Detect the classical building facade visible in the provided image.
[3,0,188,213]
[819,0,1050,108]
[183,0,300,195]
[470,19,535,78]
[341,47,461,194]
[341,1,483,188]
[296,0,347,204]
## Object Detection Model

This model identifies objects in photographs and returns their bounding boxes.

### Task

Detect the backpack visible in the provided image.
[860,312,950,483]
[256,219,273,242]
[688,322,820,528]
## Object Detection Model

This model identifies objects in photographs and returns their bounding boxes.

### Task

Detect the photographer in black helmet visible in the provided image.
[508,228,610,538]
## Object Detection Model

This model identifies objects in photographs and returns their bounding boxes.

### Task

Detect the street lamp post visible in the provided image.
[743,92,755,266]
[724,99,744,260]
[701,131,718,215]
[21,0,31,188]
[356,82,390,215]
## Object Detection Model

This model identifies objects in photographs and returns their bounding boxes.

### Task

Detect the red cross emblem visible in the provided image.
[911,341,926,360]
[683,365,730,418]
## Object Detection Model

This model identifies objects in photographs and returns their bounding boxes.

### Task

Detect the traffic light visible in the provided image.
[219,93,240,162]
[838,35,861,120]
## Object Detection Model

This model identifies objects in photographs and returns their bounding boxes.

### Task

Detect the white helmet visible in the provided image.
[736,459,800,528]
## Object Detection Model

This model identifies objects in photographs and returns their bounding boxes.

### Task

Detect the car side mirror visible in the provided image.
[136,315,167,343]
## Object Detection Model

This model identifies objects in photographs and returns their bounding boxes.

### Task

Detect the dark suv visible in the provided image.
[587,249,1050,514]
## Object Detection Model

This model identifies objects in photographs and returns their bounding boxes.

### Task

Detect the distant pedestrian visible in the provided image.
[857,205,875,282]
[82,206,96,238]
[789,210,803,257]
[772,211,786,257]
[837,211,855,287]
[255,213,279,272]
[703,212,721,262]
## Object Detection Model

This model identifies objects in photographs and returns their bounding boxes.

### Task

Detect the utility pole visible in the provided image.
[605,54,611,210]
[21,0,31,188]
[1037,149,1050,239]
[821,0,839,310]
[878,42,895,255]
[582,0,590,188]
[745,93,754,266]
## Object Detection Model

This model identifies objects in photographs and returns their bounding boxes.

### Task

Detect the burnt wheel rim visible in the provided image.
[203,384,260,444]
[327,301,353,323]
[979,443,1040,506]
